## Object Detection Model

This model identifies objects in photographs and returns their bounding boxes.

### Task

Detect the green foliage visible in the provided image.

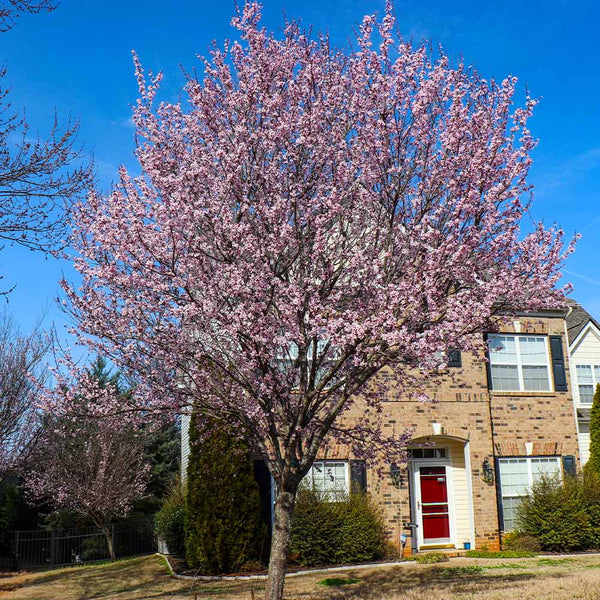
[289,488,387,567]
[128,422,181,521]
[479,563,525,569]
[501,531,541,552]
[334,492,388,564]
[415,552,450,564]
[516,473,600,552]
[440,565,483,575]
[581,469,600,548]
[288,488,338,566]
[0,478,43,558]
[80,534,110,561]
[465,549,536,558]
[318,577,360,587]
[154,478,186,557]
[537,558,575,566]
[184,413,266,574]
[586,384,600,479]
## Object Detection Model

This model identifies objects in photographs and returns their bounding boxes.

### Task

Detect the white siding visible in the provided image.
[448,440,471,547]
[578,421,590,465]
[181,411,191,482]
[572,326,600,364]
[570,327,600,405]
[570,325,600,465]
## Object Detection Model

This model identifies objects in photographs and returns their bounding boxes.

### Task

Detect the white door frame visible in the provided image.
[410,453,456,549]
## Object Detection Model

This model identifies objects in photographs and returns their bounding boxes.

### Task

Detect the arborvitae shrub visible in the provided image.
[581,469,600,549]
[154,478,186,557]
[516,475,591,552]
[585,384,600,479]
[184,413,266,573]
[289,488,386,567]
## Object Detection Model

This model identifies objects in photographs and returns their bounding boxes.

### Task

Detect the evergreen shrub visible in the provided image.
[585,384,600,479]
[516,475,596,552]
[154,478,186,557]
[581,469,600,549]
[289,488,386,567]
[184,413,267,573]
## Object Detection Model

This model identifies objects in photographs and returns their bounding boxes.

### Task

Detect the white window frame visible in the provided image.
[301,460,350,500]
[498,456,562,531]
[573,363,600,405]
[275,339,339,389]
[488,334,553,392]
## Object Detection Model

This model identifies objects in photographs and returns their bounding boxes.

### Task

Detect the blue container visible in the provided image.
[463,542,471,550]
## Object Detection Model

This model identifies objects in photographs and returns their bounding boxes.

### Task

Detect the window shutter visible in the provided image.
[494,457,505,531]
[484,333,494,390]
[549,335,568,392]
[562,455,576,477]
[448,350,462,368]
[350,460,367,493]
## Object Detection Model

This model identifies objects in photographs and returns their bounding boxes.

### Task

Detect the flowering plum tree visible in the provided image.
[0,316,47,482]
[28,360,149,560]
[64,3,573,597]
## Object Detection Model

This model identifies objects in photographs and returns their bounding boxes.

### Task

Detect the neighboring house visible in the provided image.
[182,308,580,553]
[566,301,600,465]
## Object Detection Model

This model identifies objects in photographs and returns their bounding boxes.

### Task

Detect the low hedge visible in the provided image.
[289,488,387,567]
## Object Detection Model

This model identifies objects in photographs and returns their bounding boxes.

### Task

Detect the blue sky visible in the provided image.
[1,0,599,344]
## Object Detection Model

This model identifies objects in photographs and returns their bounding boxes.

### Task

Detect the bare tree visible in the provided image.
[0,315,48,482]
[0,1,56,32]
[0,0,92,292]
[0,69,92,258]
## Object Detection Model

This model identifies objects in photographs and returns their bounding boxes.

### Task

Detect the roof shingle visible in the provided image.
[565,299,600,345]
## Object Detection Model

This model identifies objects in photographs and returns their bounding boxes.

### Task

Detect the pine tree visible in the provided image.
[586,384,600,477]
[185,412,267,573]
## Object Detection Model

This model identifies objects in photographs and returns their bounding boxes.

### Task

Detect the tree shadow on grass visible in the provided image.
[15,556,264,600]
[15,556,160,596]
[289,565,573,599]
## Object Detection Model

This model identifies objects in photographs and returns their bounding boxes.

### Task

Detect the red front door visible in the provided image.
[419,466,451,543]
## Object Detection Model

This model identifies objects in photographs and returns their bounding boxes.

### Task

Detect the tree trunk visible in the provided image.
[102,526,116,560]
[264,486,296,600]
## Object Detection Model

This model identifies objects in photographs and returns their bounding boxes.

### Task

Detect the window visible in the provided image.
[575,364,600,404]
[409,448,447,459]
[274,339,339,388]
[488,335,551,392]
[301,461,349,500]
[498,456,561,531]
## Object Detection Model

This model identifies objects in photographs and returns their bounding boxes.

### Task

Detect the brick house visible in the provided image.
[182,307,581,553]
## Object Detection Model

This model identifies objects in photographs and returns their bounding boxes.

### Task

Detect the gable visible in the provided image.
[571,322,600,362]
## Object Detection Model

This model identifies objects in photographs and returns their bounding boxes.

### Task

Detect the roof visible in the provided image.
[566,300,600,345]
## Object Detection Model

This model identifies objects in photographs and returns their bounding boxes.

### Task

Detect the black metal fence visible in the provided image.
[3,519,157,571]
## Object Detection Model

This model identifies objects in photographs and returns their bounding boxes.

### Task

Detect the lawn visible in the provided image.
[2,554,600,599]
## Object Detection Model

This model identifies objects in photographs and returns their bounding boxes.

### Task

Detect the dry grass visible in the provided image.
[2,554,600,600]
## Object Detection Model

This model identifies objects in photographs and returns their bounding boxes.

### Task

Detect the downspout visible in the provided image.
[484,336,502,547]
